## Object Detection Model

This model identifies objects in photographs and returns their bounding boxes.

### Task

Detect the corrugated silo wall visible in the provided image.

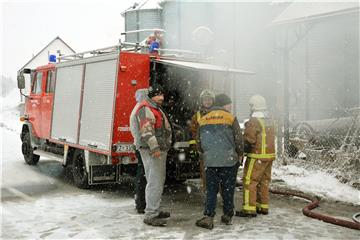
[286,12,359,121]
[125,9,162,43]
[138,9,163,42]
[125,11,137,42]
[161,2,285,121]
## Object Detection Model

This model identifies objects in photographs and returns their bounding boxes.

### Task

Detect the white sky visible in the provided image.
[0,0,135,80]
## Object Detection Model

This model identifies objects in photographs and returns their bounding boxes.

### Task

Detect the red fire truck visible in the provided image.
[17,43,253,188]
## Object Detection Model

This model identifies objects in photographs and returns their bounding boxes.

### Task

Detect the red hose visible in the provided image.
[270,188,360,231]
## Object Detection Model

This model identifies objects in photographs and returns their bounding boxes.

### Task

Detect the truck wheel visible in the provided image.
[72,149,89,189]
[21,131,40,165]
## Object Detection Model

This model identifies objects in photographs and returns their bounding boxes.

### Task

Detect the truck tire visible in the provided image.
[21,131,40,165]
[71,149,89,189]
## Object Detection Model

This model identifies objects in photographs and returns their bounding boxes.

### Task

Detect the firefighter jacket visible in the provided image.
[135,97,172,153]
[190,108,209,140]
[244,112,276,161]
[197,107,244,167]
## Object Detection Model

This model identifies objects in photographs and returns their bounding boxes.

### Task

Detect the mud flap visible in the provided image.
[89,165,119,184]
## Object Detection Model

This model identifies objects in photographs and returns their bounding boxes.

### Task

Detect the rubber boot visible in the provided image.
[257,208,269,215]
[195,216,214,230]
[143,217,167,227]
[221,215,233,225]
[235,210,257,218]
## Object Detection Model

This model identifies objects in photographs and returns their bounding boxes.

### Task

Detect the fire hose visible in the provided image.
[270,188,360,231]
[353,212,360,224]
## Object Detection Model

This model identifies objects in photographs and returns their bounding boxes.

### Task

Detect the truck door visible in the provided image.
[27,71,45,138]
[41,69,55,139]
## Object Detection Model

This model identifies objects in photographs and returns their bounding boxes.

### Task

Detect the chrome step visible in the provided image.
[33,149,64,163]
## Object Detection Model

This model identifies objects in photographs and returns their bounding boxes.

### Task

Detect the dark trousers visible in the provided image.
[204,162,239,217]
[135,150,147,211]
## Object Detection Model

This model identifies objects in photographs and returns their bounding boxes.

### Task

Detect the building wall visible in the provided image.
[23,38,75,69]
[283,12,359,121]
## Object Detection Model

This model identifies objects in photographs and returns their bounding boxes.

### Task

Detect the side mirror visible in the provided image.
[17,75,25,89]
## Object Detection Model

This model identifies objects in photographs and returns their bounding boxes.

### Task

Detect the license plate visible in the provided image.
[117,144,134,153]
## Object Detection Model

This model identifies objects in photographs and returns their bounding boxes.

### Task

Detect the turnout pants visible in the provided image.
[242,158,273,213]
[139,149,167,219]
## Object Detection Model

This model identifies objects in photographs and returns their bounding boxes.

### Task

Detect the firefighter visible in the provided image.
[195,94,243,230]
[190,90,216,192]
[236,95,276,217]
[135,84,172,227]
[129,88,148,214]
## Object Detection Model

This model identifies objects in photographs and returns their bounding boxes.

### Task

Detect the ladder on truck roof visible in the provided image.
[57,41,145,62]
[58,40,202,62]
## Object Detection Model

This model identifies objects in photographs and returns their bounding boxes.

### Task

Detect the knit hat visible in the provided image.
[215,93,232,107]
[148,84,165,98]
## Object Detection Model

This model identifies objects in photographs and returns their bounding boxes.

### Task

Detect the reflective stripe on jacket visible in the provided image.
[244,116,275,161]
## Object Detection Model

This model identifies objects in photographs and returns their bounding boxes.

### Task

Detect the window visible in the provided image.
[46,70,56,93]
[31,72,43,94]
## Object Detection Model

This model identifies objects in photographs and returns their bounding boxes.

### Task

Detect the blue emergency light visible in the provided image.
[49,54,57,63]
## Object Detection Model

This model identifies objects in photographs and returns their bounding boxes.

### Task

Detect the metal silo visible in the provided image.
[122,0,163,43]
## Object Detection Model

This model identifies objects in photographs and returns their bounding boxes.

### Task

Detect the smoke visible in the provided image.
[160,1,359,123]
[161,1,287,119]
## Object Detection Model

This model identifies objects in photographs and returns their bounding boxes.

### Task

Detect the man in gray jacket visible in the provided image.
[135,84,172,227]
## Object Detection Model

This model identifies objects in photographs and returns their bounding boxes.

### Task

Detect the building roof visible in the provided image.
[121,0,163,16]
[19,36,75,71]
[272,1,359,25]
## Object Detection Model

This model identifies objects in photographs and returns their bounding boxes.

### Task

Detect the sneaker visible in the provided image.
[235,210,257,218]
[256,208,269,215]
[143,217,167,227]
[195,216,214,230]
[221,215,233,225]
[157,211,170,219]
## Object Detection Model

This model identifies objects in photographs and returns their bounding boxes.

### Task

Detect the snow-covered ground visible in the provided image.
[1,89,360,239]
[0,89,23,133]
[273,165,360,205]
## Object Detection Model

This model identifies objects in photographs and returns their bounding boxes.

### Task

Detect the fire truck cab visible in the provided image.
[17,43,253,188]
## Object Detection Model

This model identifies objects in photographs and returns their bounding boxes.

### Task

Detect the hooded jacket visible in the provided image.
[130,89,148,149]
[135,96,172,153]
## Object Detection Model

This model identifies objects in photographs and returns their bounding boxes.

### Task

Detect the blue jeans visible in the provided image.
[204,162,240,217]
